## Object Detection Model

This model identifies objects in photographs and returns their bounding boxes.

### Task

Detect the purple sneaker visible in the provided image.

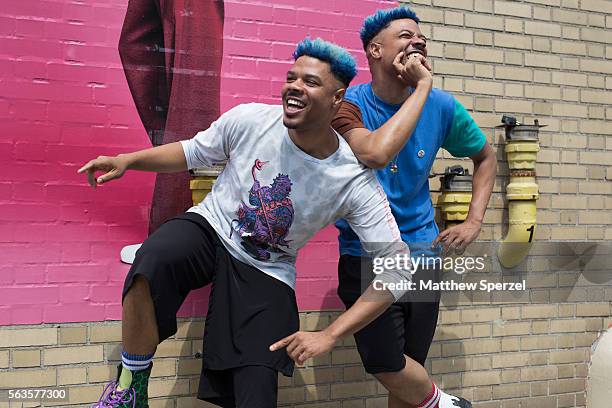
[92,363,151,408]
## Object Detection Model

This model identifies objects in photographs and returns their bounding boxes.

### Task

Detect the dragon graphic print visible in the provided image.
[230,159,294,260]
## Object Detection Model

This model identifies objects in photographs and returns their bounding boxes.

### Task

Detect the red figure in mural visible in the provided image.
[118,0,225,233]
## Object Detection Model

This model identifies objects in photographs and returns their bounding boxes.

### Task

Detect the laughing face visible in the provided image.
[369,18,428,69]
[281,56,345,131]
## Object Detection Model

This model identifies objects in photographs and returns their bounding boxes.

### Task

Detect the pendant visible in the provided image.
[390,163,398,173]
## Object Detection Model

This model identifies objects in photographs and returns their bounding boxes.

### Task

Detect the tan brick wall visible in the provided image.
[415,0,611,242]
[0,300,610,407]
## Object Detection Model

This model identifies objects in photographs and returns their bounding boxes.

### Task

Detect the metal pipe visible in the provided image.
[497,116,543,268]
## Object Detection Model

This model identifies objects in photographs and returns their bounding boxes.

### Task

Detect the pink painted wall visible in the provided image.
[0,0,394,326]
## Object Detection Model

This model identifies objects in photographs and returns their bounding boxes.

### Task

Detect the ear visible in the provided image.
[333,88,346,108]
[367,42,383,60]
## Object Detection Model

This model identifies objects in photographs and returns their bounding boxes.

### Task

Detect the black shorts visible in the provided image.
[122,212,299,407]
[200,366,279,408]
[337,254,440,374]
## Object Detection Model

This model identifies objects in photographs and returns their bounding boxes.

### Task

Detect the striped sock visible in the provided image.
[121,350,153,372]
[417,382,472,408]
[118,350,153,390]
[416,382,441,408]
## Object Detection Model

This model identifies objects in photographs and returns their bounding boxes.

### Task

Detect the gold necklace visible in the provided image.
[372,91,400,173]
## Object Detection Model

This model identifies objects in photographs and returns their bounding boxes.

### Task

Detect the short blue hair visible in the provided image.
[293,37,357,87]
[360,6,420,49]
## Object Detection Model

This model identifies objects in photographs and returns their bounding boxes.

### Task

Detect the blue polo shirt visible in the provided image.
[333,83,486,255]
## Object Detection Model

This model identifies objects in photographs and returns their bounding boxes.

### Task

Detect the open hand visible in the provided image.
[433,219,482,253]
[269,330,339,365]
[393,51,432,88]
[77,155,128,188]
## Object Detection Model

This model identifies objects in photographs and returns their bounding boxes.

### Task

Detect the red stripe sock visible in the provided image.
[416,382,441,408]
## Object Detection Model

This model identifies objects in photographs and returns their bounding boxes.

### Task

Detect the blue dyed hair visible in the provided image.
[293,37,357,87]
[360,6,420,50]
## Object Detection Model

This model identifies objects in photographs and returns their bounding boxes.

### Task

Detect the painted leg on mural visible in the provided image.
[118,0,225,234]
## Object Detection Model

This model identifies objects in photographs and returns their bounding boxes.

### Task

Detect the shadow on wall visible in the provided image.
[437,241,612,310]
[496,131,510,241]
[321,288,343,310]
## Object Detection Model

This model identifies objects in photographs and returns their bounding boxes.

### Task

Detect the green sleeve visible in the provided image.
[442,99,487,157]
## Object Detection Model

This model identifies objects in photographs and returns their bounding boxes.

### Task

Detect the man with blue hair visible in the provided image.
[330,5,497,408]
[80,37,417,408]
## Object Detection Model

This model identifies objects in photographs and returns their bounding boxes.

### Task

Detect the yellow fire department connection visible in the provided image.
[190,165,225,206]
[438,166,472,229]
[497,116,542,268]
[438,116,541,269]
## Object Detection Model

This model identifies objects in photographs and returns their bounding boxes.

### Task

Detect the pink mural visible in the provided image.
[0,0,395,325]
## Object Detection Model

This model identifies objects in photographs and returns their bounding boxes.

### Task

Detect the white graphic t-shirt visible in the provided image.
[181,103,410,299]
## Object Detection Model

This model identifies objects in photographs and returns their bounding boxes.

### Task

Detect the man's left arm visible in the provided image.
[433,100,497,251]
[270,175,410,364]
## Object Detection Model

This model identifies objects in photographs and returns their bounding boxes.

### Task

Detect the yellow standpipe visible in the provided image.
[439,166,473,229]
[497,117,543,268]
[189,165,225,206]
[190,177,216,205]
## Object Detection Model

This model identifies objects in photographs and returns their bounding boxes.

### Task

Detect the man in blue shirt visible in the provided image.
[332,6,497,408]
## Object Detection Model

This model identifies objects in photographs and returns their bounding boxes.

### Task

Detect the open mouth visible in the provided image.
[401,49,426,65]
[285,97,306,114]
[405,49,424,57]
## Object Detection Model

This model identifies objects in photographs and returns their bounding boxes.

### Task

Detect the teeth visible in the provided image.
[287,98,305,108]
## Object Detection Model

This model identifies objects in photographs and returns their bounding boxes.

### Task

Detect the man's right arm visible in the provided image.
[332,53,433,169]
[77,142,187,187]
[78,105,240,187]
[324,175,412,338]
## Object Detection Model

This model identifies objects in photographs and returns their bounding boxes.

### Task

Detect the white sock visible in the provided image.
[416,383,471,408]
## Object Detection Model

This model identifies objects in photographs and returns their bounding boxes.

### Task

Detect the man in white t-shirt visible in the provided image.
[80,38,414,408]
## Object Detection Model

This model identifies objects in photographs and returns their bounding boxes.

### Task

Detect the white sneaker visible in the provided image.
[120,244,142,264]
[440,391,472,408]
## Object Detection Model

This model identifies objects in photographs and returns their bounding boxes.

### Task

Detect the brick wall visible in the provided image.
[1,299,611,407]
[419,0,612,241]
[1,0,611,406]
[0,0,159,325]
